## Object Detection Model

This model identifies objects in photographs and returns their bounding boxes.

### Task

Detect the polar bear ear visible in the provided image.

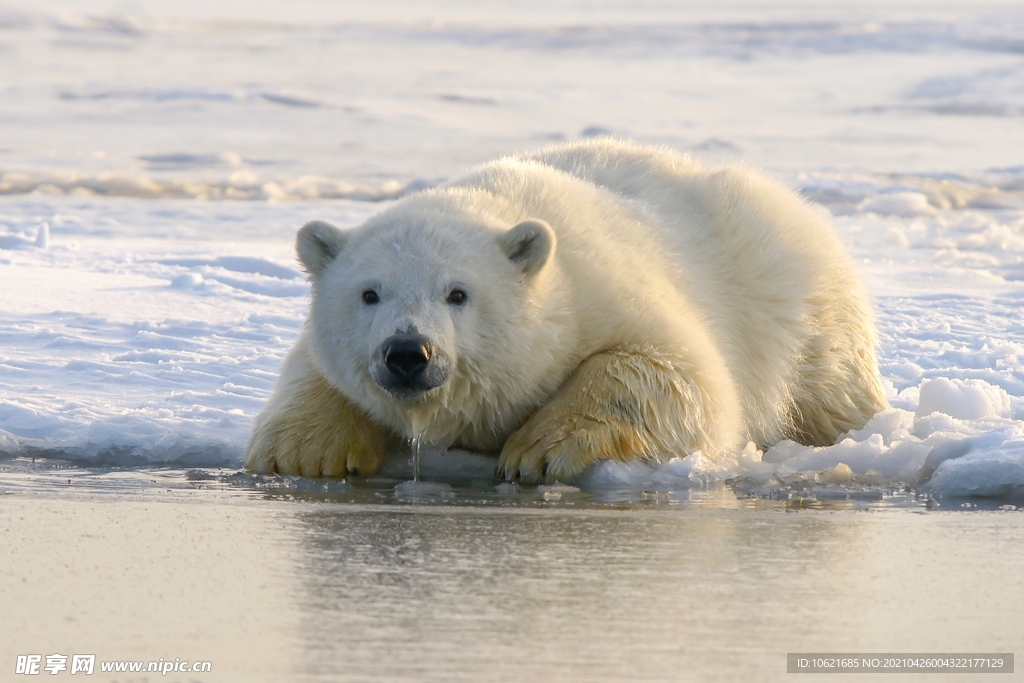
[498,219,556,276]
[296,220,348,277]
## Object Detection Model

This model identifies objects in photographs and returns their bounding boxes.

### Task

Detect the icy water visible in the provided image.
[2,464,1023,683]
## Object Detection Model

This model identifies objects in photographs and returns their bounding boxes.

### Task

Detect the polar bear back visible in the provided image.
[526,138,881,447]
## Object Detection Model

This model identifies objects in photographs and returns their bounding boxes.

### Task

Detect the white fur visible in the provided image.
[248,139,887,477]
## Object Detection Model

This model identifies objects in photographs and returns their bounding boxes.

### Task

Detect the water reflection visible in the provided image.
[288,504,1023,682]
[1,462,1020,682]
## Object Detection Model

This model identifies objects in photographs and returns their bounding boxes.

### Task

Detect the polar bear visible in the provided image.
[245,139,888,481]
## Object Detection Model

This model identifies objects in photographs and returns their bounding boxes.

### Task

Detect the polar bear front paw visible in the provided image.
[245,375,386,478]
[497,347,726,483]
[246,416,384,477]
[498,411,641,483]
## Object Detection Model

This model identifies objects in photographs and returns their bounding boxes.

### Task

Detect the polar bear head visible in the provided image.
[296,192,568,450]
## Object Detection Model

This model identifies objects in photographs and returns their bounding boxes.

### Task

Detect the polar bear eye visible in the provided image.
[361,290,380,305]
[446,289,467,305]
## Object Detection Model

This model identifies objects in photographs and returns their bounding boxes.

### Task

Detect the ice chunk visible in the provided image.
[394,480,454,498]
[844,408,915,446]
[857,192,938,217]
[926,444,1024,499]
[815,462,854,485]
[762,439,809,464]
[574,451,732,492]
[916,428,1019,484]
[35,222,49,248]
[171,272,204,289]
[0,429,22,455]
[537,483,581,500]
[917,378,1011,420]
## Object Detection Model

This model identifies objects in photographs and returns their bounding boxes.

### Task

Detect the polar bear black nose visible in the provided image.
[384,336,432,379]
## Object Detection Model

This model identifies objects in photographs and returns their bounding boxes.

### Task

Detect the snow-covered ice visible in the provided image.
[2,0,1024,502]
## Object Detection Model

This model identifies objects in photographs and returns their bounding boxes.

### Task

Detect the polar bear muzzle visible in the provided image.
[373,331,451,400]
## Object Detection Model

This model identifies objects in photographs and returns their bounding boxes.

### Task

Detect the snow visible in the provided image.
[916,377,1012,420]
[2,0,1024,502]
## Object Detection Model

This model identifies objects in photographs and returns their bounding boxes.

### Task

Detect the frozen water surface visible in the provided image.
[3,0,1024,679]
